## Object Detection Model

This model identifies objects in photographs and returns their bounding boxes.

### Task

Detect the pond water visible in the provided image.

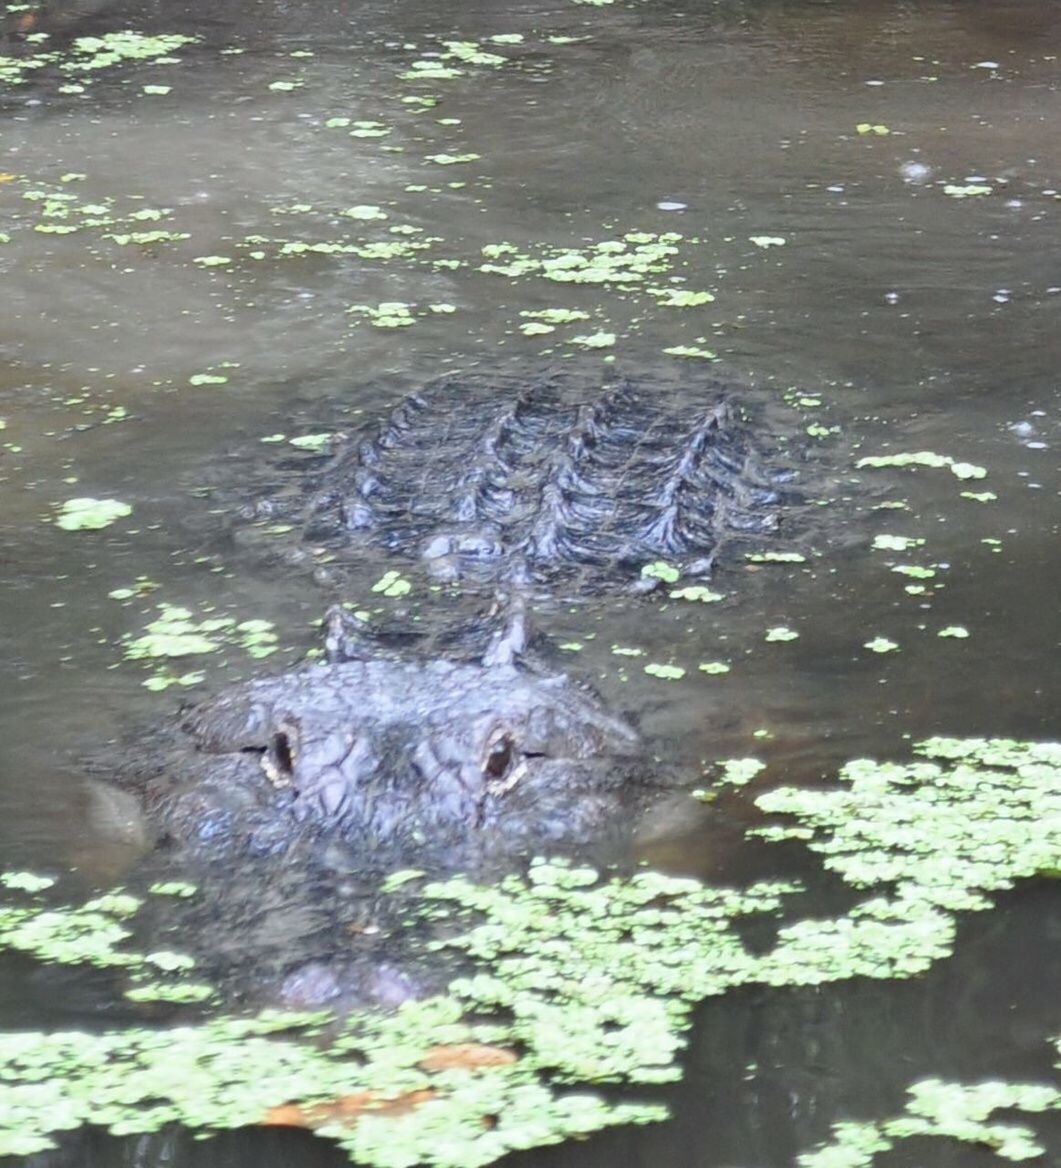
[0,0,1058,1164]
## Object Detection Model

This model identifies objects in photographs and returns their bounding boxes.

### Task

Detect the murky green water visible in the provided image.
[1,0,1058,1164]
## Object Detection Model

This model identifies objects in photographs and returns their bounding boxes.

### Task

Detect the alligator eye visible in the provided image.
[260,725,298,790]
[483,732,516,780]
[272,731,295,776]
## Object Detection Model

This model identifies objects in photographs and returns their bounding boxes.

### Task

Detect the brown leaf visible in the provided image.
[419,1043,518,1072]
[262,1088,436,1131]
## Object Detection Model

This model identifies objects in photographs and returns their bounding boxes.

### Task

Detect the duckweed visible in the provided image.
[640,560,681,583]
[857,451,987,480]
[480,232,684,288]
[663,344,718,360]
[864,637,899,653]
[716,758,766,786]
[644,663,685,680]
[371,570,412,598]
[53,497,132,531]
[787,1069,1060,1168]
[872,534,924,552]
[669,585,724,603]
[122,605,279,687]
[0,30,197,90]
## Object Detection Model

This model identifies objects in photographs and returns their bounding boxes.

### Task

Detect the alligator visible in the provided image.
[302,370,794,589]
[120,603,673,1006]
[116,369,800,1004]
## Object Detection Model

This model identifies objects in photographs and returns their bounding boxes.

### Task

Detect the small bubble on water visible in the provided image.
[973,61,1001,69]
[657,200,688,212]
[827,184,844,193]
[1025,441,1048,450]
[900,161,932,183]
[992,289,1011,304]
[885,291,900,304]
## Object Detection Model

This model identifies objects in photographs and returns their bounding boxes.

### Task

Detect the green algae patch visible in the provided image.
[644,663,685,680]
[569,330,616,349]
[716,758,766,787]
[1,872,55,893]
[872,534,924,552]
[481,232,685,289]
[0,885,142,969]
[640,560,680,584]
[784,1071,1060,1168]
[864,636,898,653]
[53,497,132,531]
[122,604,280,687]
[348,302,453,328]
[746,551,807,564]
[400,37,516,82]
[425,152,481,166]
[670,585,723,603]
[520,308,590,325]
[663,344,718,360]
[650,287,714,307]
[856,450,987,480]
[289,432,334,452]
[0,30,197,91]
[943,183,993,198]
[371,570,412,598]
[753,738,1061,980]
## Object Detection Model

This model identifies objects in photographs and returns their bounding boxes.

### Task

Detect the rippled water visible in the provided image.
[1,0,1058,1164]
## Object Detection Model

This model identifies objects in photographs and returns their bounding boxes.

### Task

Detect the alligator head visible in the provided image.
[147,635,649,867]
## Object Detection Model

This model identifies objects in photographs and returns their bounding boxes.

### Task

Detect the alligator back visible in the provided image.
[310,372,791,585]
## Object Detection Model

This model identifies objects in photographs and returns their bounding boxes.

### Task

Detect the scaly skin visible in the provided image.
[308,373,792,586]
[141,655,655,866]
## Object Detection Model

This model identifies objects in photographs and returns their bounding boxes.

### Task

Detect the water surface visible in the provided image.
[0,0,1058,1164]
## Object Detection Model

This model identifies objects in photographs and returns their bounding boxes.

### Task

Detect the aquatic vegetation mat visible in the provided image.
[0,738,1057,1161]
[767,1057,1061,1168]
[0,29,197,92]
